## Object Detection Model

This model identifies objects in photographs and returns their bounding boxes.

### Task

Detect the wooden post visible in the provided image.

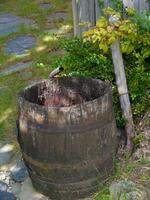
[123,0,150,12]
[72,0,100,37]
[104,0,110,7]
[95,0,101,21]
[133,0,150,12]
[111,38,135,150]
[122,0,134,8]
[109,16,135,151]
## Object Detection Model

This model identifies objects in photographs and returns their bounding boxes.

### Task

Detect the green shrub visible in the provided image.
[53,9,150,127]
[55,37,114,81]
[99,0,123,13]
[53,37,126,127]
[129,11,150,33]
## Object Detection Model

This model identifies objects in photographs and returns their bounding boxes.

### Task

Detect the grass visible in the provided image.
[0,0,72,140]
[95,187,111,200]
[0,72,28,138]
[93,154,150,199]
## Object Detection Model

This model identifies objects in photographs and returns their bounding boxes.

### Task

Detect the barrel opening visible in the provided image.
[23,77,110,107]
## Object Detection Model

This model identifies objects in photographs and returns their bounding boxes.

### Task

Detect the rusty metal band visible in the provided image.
[23,152,112,171]
[27,119,115,134]
[30,172,100,192]
[29,170,100,187]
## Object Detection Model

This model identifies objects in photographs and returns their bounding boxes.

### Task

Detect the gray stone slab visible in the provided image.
[17,178,48,200]
[4,35,36,55]
[0,144,14,166]
[12,182,21,195]
[110,180,150,200]
[47,11,67,23]
[0,181,8,192]
[0,13,36,36]
[10,161,28,182]
[40,3,53,10]
[0,62,32,77]
[0,191,16,200]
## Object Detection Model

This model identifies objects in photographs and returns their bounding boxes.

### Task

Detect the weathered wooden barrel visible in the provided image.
[17,77,117,200]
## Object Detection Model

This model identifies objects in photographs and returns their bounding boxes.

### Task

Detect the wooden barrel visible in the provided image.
[17,77,117,200]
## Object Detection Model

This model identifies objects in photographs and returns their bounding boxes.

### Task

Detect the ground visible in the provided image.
[0,0,72,199]
[0,0,150,200]
[0,0,72,140]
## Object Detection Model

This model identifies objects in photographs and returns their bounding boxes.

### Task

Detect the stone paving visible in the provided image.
[0,62,32,77]
[0,142,49,200]
[0,2,71,199]
[0,13,36,36]
[0,9,70,77]
[4,35,37,55]
[40,3,53,10]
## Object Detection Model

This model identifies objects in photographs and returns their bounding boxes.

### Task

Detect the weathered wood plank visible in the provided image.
[72,0,100,37]
[123,0,134,8]
[95,0,101,20]
[111,38,135,150]
[123,0,150,12]
[72,0,80,36]
[104,0,110,7]
[133,0,150,12]
[72,0,150,36]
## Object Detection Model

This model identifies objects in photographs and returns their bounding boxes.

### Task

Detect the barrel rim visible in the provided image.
[17,77,112,110]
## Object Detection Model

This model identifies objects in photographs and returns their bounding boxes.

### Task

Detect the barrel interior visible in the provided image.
[23,77,110,107]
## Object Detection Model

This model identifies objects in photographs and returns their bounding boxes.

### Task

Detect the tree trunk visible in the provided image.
[111,38,135,151]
